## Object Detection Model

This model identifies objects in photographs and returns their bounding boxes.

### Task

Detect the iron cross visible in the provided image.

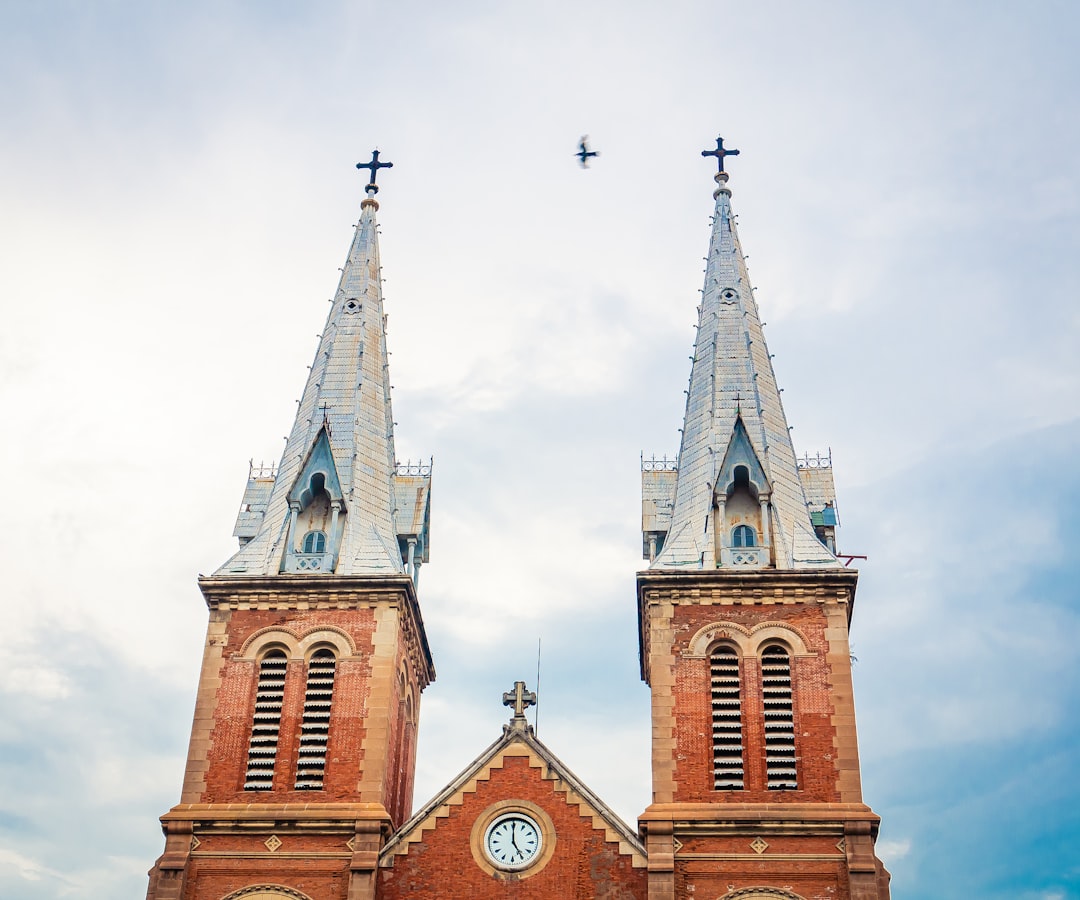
[702,136,740,173]
[502,681,537,718]
[356,149,394,192]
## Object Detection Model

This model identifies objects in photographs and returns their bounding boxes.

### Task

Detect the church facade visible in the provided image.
[146,146,891,900]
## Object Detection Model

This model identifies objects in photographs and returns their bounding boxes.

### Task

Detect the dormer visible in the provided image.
[714,416,772,568]
[281,427,346,574]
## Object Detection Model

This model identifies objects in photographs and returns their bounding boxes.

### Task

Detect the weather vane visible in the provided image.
[701,136,740,174]
[356,149,394,194]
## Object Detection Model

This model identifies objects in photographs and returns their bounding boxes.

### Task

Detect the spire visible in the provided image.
[217,156,431,578]
[649,142,837,571]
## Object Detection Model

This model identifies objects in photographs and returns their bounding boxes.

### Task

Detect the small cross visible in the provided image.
[701,136,740,174]
[356,149,394,193]
[502,681,536,720]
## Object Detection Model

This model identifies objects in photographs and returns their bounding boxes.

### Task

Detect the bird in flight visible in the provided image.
[576,135,599,168]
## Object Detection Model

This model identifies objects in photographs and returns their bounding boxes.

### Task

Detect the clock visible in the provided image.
[483,811,542,870]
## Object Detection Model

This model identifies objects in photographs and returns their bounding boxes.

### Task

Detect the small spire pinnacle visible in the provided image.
[357,149,393,209]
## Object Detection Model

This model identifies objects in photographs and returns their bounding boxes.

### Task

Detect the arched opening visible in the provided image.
[294,649,336,790]
[761,645,797,790]
[716,464,765,565]
[710,644,744,790]
[244,649,287,791]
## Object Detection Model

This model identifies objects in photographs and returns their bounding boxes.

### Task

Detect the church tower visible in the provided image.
[147,155,434,900]
[638,141,891,900]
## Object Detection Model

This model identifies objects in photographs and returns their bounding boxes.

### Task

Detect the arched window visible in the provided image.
[732,524,756,547]
[761,645,797,790]
[294,649,336,790]
[710,645,744,789]
[302,530,327,554]
[244,649,287,791]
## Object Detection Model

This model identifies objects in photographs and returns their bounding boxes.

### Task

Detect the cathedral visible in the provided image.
[146,142,891,900]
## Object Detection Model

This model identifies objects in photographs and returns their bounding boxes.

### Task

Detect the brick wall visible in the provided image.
[668,603,842,803]
[201,607,380,803]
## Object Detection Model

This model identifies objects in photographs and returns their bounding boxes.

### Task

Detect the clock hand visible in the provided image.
[510,822,523,857]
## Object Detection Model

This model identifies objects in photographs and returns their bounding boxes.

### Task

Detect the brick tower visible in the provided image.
[146,158,434,900]
[637,143,891,900]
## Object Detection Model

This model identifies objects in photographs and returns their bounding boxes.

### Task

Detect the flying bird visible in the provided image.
[576,136,599,168]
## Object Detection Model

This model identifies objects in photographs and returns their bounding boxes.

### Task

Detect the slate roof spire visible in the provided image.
[649,148,838,571]
[218,159,431,578]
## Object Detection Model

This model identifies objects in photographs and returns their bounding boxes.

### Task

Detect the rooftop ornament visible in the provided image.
[356,149,393,209]
[701,135,740,174]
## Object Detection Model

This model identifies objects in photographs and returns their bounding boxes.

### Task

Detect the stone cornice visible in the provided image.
[198,574,435,685]
[639,801,881,838]
[636,568,858,682]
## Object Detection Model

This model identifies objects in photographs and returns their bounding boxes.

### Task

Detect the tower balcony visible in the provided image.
[719,546,768,568]
[283,550,337,573]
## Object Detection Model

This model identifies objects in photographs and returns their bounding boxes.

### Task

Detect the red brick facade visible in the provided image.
[146,575,433,900]
[638,570,890,900]
[379,746,647,900]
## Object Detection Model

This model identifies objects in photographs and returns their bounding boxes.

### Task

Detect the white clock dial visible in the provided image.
[484,812,542,870]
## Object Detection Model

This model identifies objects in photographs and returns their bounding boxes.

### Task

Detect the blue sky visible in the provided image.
[1,2,1078,897]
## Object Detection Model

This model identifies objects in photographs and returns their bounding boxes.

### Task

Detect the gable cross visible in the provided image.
[701,136,740,174]
[356,149,394,193]
[502,681,536,721]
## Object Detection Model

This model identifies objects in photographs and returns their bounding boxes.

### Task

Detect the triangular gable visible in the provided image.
[716,415,770,498]
[380,728,646,868]
[286,426,344,510]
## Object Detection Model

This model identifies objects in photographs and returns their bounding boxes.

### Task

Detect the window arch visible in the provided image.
[710,645,744,789]
[245,649,287,791]
[302,530,326,554]
[294,648,336,790]
[761,645,797,790]
[732,524,756,547]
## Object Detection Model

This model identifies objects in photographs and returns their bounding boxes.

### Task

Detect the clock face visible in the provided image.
[484,812,542,870]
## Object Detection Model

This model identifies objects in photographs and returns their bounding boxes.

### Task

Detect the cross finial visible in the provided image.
[701,136,740,174]
[502,680,536,725]
[356,149,394,195]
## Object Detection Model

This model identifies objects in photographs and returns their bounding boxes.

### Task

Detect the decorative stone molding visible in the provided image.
[238,626,356,660]
[685,620,812,659]
[721,888,806,900]
[220,887,313,900]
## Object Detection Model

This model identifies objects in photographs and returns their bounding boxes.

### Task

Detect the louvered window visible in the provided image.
[244,650,287,791]
[710,646,744,789]
[294,649,336,790]
[762,645,797,790]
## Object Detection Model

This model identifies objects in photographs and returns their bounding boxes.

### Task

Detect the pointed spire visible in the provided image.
[650,144,837,571]
[218,157,430,578]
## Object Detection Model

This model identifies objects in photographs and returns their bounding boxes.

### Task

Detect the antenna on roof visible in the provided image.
[535,638,542,737]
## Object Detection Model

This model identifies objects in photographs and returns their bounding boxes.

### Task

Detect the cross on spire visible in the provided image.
[702,136,740,174]
[502,680,536,721]
[356,149,394,194]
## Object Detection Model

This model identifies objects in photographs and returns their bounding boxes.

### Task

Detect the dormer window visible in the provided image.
[302,530,327,554]
[732,524,756,548]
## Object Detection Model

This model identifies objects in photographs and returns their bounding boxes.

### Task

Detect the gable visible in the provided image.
[379,739,646,898]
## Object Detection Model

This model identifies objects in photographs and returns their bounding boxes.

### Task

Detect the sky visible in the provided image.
[1,1,1078,897]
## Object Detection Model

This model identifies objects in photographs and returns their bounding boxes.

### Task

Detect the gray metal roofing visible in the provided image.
[216,202,408,576]
[652,179,839,571]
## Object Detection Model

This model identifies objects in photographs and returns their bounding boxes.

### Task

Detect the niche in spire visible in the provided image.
[714,416,772,569]
[281,427,346,574]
